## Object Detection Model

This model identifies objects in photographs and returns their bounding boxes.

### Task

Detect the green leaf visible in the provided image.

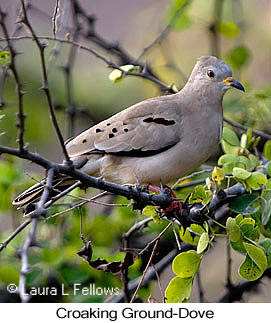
[239,218,256,238]
[246,172,267,190]
[261,198,271,225]
[226,217,241,242]
[239,254,264,281]
[235,214,243,225]
[223,161,238,174]
[267,179,271,190]
[143,205,162,224]
[233,167,251,180]
[179,224,205,246]
[266,162,271,177]
[167,0,192,31]
[221,140,239,155]
[172,251,201,278]
[240,134,247,149]
[0,50,10,67]
[243,242,267,272]
[259,239,271,268]
[226,46,250,69]
[263,140,271,160]
[231,240,246,254]
[248,154,260,168]
[222,127,240,146]
[229,194,258,214]
[197,232,209,254]
[217,21,240,38]
[188,185,208,204]
[218,154,240,166]
[165,276,193,303]
[238,156,252,170]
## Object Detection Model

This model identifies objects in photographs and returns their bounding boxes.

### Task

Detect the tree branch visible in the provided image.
[0,9,26,152]
[19,0,71,164]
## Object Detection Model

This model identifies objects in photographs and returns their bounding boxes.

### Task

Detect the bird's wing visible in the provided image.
[66,95,182,158]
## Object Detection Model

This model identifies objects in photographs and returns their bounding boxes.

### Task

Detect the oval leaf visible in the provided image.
[233,167,251,180]
[221,140,240,155]
[243,242,267,272]
[172,251,201,278]
[226,217,241,242]
[266,161,271,177]
[222,127,240,146]
[226,46,250,69]
[229,194,258,214]
[246,172,267,190]
[165,276,193,303]
[239,254,264,281]
[218,154,239,166]
[197,232,209,254]
[263,140,271,160]
[217,21,240,38]
[260,239,271,268]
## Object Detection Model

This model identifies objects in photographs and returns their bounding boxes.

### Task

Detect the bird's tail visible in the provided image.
[12,175,75,215]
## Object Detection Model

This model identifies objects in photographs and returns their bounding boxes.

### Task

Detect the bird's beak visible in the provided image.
[222,76,245,92]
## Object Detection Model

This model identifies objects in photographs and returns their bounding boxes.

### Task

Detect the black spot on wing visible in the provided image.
[143,117,175,126]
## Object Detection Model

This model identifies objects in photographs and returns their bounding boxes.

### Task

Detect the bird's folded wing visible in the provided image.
[66,97,182,158]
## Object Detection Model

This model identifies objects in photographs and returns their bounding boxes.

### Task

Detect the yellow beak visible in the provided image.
[222,76,245,92]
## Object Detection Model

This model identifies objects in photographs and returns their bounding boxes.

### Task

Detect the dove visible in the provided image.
[13,56,244,212]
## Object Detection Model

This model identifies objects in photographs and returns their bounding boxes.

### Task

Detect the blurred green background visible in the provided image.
[0,0,270,302]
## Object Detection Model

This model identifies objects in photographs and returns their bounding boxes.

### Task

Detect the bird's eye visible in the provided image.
[207,69,215,78]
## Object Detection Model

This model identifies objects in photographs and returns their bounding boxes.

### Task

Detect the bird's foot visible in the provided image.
[148,184,182,215]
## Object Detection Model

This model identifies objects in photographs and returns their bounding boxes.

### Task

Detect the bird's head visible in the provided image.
[188,56,245,94]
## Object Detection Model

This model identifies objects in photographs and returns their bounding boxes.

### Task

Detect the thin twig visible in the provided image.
[0,35,175,93]
[45,191,108,220]
[63,0,80,137]
[224,117,271,140]
[0,9,26,152]
[152,263,165,302]
[130,239,159,303]
[19,1,71,164]
[2,34,271,141]
[172,168,213,190]
[105,249,179,303]
[138,222,172,257]
[18,168,55,302]
[18,217,38,302]
[0,219,32,252]
[171,220,182,251]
